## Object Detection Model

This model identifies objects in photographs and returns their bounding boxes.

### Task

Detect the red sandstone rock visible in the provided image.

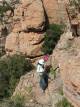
[5,32,44,57]
[5,0,45,57]
[21,0,45,31]
[42,0,60,24]
[42,0,69,24]
[52,31,80,107]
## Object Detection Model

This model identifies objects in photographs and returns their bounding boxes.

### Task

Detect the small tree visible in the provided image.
[55,97,73,107]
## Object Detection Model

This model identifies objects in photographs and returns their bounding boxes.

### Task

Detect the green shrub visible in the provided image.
[58,87,64,96]
[0,49,6,57]
[0,54,34,98]
[0,94,25,107]
[0,1,14,23]
[55,97,73,107]
[26,86,32,93]
[42,24,64,54]
[50,67,57,79]
[9,94,25,107]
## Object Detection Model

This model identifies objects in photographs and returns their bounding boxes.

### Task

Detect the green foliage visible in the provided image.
[25,86,33,101]
[70,0,80,11]
[0,54,33,99]
[70,0,80,6]
[0,94,25,107]
[26,86,32,93]
[0,48,6,57]
[63,39,73,51]
[55,97,73,107]
[42,24,64,54]
[0,1,14,23]
[58,87,64,96]
[49,24,64,34]
[9,94,25,107]
[50,67,57,79]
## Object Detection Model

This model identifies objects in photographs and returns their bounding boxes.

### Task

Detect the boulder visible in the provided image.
[21,0,45,31]
[12,0,45,32]
[5,32,44,57]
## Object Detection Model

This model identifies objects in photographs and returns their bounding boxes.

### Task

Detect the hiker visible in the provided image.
[36,55,49,92]
[36,55,49,78]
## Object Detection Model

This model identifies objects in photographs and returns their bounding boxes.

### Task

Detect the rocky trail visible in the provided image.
[13,70,63,107]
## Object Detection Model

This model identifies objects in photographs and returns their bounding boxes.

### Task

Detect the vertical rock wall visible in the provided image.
[5,0,46,57]
[52,32,80,107]
[42,0,69,24]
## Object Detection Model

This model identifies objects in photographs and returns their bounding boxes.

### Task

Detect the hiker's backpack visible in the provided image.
[40,73,48,91]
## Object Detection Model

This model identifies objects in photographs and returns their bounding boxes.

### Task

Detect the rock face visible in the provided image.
[13,0,45,32]
[52,31,80,107]
[42,0,60,24]
[42,0,69,24]
[5,0,70,57]
[5,0,45,57]
[5,32,44,57]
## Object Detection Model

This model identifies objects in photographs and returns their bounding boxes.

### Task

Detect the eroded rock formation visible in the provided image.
[52,31,80,107]
[42,0,69,24]
[5,32,44,57]
[5,0,70,57]
[42,0,60,24]
[4,0,80,106]
[5,0,46,57]
[13,0,45,32]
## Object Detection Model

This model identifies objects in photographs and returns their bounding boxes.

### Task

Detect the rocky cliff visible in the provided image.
[5,0,69,57]
[5,0,46,57]
[52,2,80,106]
[0,0,80,107]
[52,31,80,107]
[42,0,69,24]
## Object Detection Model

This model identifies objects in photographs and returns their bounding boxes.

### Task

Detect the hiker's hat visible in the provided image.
[38,59,45,65]
[43,54,49,62]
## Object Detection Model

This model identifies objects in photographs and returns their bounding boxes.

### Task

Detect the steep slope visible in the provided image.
[52,31,80,107]
[13,70,63,107]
